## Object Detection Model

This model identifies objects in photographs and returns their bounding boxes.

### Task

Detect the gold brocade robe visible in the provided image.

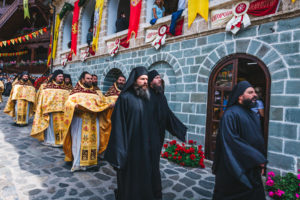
[33,81,48,112]
[0,81,4,103]
[4,80,36,124]
[105,82,121,97]
[63,82,115,166]
[31,82,70,145]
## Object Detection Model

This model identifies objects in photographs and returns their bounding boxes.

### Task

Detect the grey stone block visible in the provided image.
[190,65,200,73]
[258,22,275,35]
[171,93,190,102]
[185,84,197,92]
[270,95,299,106]
[198,84,208,92]
[263,50,280,65]
[146,48,157,55]
[203,59,213,69]
[280,32,292,42]
[270,107,283,121]
[169,102,182,112]
[268,59,285,73]
[286,81,300,94]
[184,75,197,83]
[208,52,219,63]
[188,134,203,145]
[268,137,283,153]
[196,104,207,114]
[293,30,300,41]
[257,34,278,44]
[247,40,261,55]
[182,103,196,113]
[284,141,300,156]
[175,113,188,123]
[286,108,300,123]
[277,16,300,32]
[184,48,201,57]
[187,57,194,65]
[268,152,295,171]
[225,32,233,41]
[138,50,145,57]
[197,37,207,46]
[191,93,207,103]
[225,42,235,55]
[202,44,219,55]
[269,122,297,139]
[199,67,210,76]
[256,45,270,58]
[189,114,206,125]
[170,51,183,59]
[216,45,226,58]
[272,70,288,81]
[273,43,300,55]
[208,33,225,43]
[171,42,180,51]
[197,76,208,83]
[234,26,257,38]
[289,68,300,78]
[181,39,196,49]
[236,40,250,53]
[284,54,300,66]
[271,81,284,94]
[195,56,206,64]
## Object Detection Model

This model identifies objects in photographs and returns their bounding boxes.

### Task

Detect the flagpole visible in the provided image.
[50,0,56,73]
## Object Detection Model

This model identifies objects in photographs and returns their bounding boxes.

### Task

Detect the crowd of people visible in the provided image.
[0,66,268,200]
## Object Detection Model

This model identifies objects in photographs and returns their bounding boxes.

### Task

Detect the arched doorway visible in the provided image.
[205,54,271,160]
[103,68,123,92]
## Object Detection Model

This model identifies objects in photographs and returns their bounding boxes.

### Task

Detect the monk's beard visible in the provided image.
[242,98,257,109]
[84,82,92,88]
[22,78,28,82]
[151,84,164,94]
[133,84,150,100]
[92,82,97,87]
[117,83,125,90]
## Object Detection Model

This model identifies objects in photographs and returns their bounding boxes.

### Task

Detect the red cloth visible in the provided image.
[120,36,130,48]
[71,0,80,55]
[127,0,142,42]
[247,0,280,16]
[167,18,184,36]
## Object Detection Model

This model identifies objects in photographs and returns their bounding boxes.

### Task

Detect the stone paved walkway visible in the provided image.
[0,97,215,200]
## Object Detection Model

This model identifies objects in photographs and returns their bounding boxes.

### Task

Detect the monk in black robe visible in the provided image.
[212,81,267,200]
[148,70,187,199]
[105,67,155,200]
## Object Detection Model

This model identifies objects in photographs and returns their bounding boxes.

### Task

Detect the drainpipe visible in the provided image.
[49,0,56,73]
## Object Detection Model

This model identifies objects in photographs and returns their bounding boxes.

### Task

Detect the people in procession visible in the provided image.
[62,71,115,172]
[212,81,267,200]
[105,74,126,97]
[31,70,70,147]
[0,76,4,105]
[64,74,73,90]
[4,71,36,126]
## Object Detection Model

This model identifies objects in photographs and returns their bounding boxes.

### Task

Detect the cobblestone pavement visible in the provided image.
[0,97,215,200]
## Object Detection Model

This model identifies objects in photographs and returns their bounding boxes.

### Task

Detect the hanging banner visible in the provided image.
[47,25,53,67]
[127,0,142,42]
[52,14,61,60]
[226,1,251,34]
[247,0,280,16]
[188,0,209,27]
[71,0,80,56]
[0,50,28,57]
[152,25,168,50]
[23,0,30,19]
[145,29,158,43]
[92,0,104,52]
[211,9,233,28]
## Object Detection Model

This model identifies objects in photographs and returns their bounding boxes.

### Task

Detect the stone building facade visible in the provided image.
[52,0,300,175]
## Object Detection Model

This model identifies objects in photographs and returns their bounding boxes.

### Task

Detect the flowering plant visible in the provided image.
[266,170,300,200]
[161,139,205,168]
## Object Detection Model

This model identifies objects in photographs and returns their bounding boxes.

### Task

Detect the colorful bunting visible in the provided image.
[188,0,209,27]
[0,50,28,57]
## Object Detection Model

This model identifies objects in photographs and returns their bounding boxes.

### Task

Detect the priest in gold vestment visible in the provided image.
[63,72,115,172]
[105,74,126,97]
[0,79,4,104]
[31,70,70,147]
[4,71,36,125]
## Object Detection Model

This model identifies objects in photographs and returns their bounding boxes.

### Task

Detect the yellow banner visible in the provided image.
[52,14,61,60]
[188,0,209,27]
[92,0,104,52]
[23,0,30,19]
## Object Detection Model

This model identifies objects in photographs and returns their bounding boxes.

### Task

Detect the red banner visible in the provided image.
[120,36,130,48]
[247,0,280,16]
[127,0,142,42]
[71,0,80,55]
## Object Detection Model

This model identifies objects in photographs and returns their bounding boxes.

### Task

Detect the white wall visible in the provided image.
[146,0,155,23]
[62,13,73,51]
[107,0,119,35]
[81,0,95,45]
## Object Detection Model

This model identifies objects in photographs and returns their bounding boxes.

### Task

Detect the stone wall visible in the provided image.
[57,15,300,175]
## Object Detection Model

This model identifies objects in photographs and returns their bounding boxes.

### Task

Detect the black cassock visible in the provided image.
[212,105,267,200]
[149,88,187,198]
[105,89,155,200]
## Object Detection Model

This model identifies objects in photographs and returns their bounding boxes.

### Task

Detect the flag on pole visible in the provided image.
[127,0,142,42]
[188,0,209,27]
[71,0,80,55]
[23,0,30,19]
[92,0,104,52]
[52,14,61,60]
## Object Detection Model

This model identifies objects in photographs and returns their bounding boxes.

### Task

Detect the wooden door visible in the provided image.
[205,54,270,160]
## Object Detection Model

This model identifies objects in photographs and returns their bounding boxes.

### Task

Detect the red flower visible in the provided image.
[188,140,194,145]
[173,156,177,160]
[178,156,182,161]
[190,154,196,160]
[189,147,195,154]
[198,145,203,150]
[180,162,185,166]
[163,144,168,149]
[174,152,178,155]
[170,140,177,145]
